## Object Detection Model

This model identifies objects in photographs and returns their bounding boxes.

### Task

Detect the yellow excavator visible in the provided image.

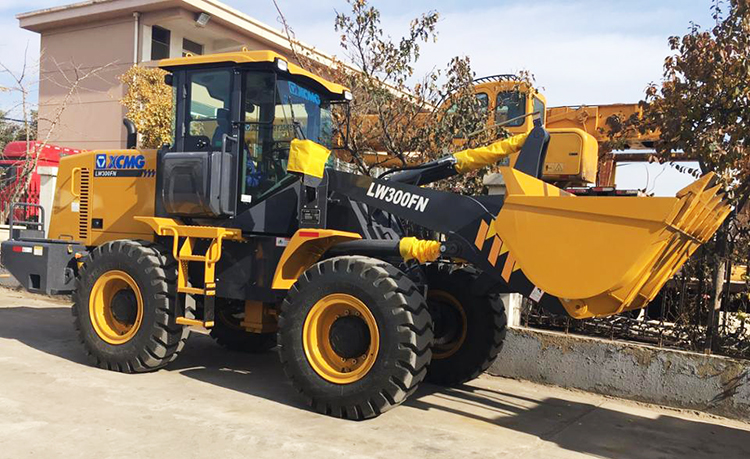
[477,75,661,190]
[358,75,657,189]
[474,75,658,187]
[0,50,730,420]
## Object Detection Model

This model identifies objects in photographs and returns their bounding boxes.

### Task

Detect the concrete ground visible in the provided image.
[1,289,749,459]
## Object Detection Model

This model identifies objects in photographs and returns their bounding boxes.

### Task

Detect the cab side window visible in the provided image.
[476,92,489,113]
[533,96,546,124]
[185,69,232,151]
[494,91,525,127]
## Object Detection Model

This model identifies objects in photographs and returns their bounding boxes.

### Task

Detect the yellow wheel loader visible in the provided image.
[0,51,730,420]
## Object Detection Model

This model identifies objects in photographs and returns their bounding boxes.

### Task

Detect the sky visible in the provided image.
[0,0,717,194]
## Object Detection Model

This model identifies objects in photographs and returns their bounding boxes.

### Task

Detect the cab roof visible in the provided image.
[159,50,349,98]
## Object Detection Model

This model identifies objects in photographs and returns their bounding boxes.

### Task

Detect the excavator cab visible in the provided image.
[155,51,350,219]
[473,76,598,186]
[473,76,547,135]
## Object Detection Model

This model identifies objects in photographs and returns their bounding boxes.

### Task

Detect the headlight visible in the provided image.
[344,90,353,101]
[275,58,289,72]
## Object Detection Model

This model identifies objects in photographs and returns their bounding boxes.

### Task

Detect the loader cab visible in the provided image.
[156,51,350,222]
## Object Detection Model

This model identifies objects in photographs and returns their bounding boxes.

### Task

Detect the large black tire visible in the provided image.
[72,240,189,373]
[210,300,276,353]
[424,264,507,386]
[278,256,433,420]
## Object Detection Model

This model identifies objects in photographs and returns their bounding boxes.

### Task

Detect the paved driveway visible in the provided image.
[0,289,748,458]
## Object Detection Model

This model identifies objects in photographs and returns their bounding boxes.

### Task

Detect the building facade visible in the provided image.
[18,0,335,150]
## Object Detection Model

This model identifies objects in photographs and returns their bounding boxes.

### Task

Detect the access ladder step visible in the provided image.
[176,317,215,328]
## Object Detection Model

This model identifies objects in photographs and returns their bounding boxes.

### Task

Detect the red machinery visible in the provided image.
[1,141,85,221]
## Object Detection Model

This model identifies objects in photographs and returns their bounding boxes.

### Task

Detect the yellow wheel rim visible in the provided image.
[429,290,467,359]
[89,270,144,345]
[303,293,379,384]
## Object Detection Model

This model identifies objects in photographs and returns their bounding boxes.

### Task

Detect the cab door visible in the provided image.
[158,67,240,218]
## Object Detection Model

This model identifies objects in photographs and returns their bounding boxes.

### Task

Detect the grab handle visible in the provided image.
[70,167,82,198]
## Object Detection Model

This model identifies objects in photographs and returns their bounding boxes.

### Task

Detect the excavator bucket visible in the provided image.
[493,168,732,319]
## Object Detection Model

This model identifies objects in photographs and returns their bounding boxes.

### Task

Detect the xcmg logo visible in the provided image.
[94,153,153,178]
[95,154,145,169]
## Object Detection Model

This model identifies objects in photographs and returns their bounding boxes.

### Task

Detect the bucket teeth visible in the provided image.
[613,173,731,314]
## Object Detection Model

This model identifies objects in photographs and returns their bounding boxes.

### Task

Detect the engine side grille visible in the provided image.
[78,168,90,241]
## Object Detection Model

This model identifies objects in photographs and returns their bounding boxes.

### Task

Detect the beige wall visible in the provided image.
[36,6,297,151]
[138,8,290,62]
[38,17,135,150]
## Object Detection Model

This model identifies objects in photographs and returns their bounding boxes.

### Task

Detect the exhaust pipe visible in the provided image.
[123,118,137,149]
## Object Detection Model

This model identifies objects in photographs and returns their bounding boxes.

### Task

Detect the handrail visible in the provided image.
[8,202,45,240]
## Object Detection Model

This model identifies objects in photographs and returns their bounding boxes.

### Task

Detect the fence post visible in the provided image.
[705,259,728,355]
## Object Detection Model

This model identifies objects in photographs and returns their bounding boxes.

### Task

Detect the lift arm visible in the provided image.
[386,122,548,186]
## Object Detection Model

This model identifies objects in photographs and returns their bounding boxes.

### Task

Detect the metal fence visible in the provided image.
[523,242,750,360]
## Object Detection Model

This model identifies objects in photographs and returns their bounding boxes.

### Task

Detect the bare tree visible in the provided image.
[0,49,114,223]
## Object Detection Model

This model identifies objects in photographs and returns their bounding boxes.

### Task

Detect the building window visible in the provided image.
[183,38,204,56]
[151,26,171,60]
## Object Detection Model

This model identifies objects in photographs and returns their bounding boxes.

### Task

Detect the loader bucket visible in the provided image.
[493,167,732,319]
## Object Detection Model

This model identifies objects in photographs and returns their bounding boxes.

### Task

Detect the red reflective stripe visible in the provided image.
[12,246,23,252]
[298,231,320,238]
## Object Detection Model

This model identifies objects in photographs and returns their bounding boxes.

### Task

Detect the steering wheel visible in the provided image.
[268,140,292,180]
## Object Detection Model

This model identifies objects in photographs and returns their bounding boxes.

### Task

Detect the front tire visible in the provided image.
[425,264,507,385]
[278,256,433,420]
[72,240,188,373]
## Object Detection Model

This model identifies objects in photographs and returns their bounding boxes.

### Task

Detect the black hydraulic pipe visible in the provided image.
[384,156,458,186]
[325,239,401,259]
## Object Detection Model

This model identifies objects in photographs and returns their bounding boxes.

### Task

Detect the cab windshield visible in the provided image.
[241,74,333,202]
[276,80,333,147]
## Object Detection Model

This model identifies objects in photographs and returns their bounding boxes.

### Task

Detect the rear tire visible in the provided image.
[278,256,433,420]
[72,240,189,373]
[425,264,507,386]
[210,300,276,353]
